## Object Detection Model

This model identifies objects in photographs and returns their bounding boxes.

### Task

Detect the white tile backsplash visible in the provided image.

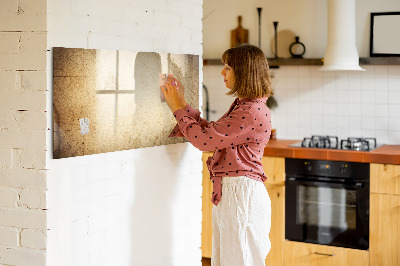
[388,91,400,104]
[388,75,400,91]
[389,104,400,117]
[204,65,400,144]
[374,77,388,91]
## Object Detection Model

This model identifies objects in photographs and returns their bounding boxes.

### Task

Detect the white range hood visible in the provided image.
[320,0,365,71]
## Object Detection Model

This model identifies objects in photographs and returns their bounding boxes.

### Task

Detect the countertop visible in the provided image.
[263,139,400,165]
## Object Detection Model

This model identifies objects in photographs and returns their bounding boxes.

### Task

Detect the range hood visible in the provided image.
[320,0,365,71]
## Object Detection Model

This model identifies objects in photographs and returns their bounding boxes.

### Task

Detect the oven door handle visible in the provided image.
[287,177,364,189]
[314,252,335,257]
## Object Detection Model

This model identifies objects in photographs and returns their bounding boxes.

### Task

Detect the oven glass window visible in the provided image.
[297,186,356,230]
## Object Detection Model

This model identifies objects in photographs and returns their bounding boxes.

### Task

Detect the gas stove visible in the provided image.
[289,135,381,151]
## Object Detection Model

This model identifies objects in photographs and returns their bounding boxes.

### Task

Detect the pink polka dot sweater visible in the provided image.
[170,97,272,206]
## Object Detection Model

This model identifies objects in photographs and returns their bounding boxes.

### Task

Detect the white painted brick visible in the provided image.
[0,0,18,13]
[191,31,203,44]
[20,149,46,170]
[87,164,108,183]
[190,159,203,174]
[72,218,88,237]
[0,110,47,131]
[11,148,22,170]
[0,149,11,169]
[0,90,46,111]
[0,33,47,71]
[0,247,45,266]
[16,70,47,91]
[19,189,46,209]
[180,41,202,55]
[190,3,203,19]
[0,71,16,90]
[0,187,19,208]
[19,0,47,15]
[0,129,46,150]
[20,229,46,250]
[0,169,47,190]
[87,33,124,51]
[0,208,46,230]
[105,178,123,196]
[181,16,202,30]
[87,212,109,234]
[167,0,194,16]
[0,32,20,54]
[130,0,166,13]
[0,51,46,71]
[0,13,46,32]
[0,227,19,247]
[136,24,170,40]
[152,10,180,27]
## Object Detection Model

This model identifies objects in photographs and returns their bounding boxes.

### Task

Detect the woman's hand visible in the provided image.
[161,77,185,113]
[173,76,187,108]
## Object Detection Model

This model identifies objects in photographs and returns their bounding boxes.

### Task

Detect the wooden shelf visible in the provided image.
[203,58,323,67]
[359,57,400,65]
[268,58,322,67]
[204,57,400,67]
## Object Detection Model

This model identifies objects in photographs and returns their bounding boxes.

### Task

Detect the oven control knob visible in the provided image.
[340,164,347,174]
[304,161,312,171]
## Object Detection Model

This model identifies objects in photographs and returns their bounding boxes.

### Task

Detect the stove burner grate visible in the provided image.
[340,137,377,151]
[298,136,378,151]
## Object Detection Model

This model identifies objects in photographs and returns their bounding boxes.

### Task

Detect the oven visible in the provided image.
[285,158,370,250]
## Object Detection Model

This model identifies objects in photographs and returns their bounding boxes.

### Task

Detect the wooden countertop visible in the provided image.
[263,139,400,165]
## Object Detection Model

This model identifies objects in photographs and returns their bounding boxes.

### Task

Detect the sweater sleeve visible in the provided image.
[172,106,257,152]
[169,104,210,137]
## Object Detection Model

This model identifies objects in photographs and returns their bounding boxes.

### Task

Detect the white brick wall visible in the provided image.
[0,0,48,265]
[46,1,203,266]
[2,0,203,264]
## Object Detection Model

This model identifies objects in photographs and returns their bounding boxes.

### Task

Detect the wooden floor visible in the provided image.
[202,257,211,266]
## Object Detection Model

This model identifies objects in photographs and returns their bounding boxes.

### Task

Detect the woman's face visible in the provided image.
[220,64,235,89]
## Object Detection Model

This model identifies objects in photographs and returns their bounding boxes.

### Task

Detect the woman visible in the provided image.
[161,44,273,266]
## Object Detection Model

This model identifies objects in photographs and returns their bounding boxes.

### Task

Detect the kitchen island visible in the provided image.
[202,140,400,266]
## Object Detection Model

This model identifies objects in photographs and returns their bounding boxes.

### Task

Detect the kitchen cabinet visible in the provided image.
[261,156,285,266]
[370,163,400,195]
[202,152,213,258]
[201,154,286,266]
[370,163,400,266]
[284,241,369,266]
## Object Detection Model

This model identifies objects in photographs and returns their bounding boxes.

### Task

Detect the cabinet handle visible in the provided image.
[314,252,335,257]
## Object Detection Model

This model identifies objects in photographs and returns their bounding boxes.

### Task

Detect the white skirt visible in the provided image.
[212,176,271,266]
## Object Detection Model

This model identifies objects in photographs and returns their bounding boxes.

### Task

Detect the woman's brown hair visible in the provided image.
[221,44,273,99]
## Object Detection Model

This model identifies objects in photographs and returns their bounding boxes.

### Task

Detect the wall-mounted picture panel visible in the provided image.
[370,12,400,56]
[53,47,199,159]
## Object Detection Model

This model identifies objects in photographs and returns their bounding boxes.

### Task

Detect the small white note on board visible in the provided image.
[79,118,89,135]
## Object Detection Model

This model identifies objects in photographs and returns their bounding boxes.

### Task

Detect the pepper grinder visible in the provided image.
[257,8,262,48]
[273,21,279,58]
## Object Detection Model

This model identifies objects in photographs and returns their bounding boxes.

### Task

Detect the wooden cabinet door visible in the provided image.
[284,241,369,266]
[262,156,285,186]
[202,152,213,258]
[370,163,400,195]
[370,193,400,266]
[264,184,284,266]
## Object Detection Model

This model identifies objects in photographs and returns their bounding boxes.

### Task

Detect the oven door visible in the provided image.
[285,177,369,250]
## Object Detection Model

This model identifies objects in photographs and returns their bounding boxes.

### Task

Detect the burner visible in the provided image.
[290,136,379,151]
[301,135,339,149]
[340,137,377,151]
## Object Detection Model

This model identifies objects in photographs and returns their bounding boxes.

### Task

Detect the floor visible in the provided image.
[202,257,211,266]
